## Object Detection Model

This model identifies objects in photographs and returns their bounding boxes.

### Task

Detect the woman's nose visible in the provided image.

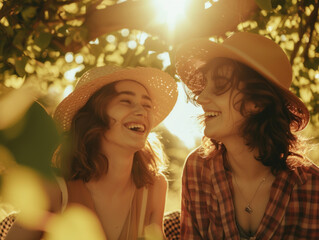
[133,104,147,116]
[196,88,211,105]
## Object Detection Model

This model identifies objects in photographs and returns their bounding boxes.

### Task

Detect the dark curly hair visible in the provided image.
[54,81,166,187]
[190,58,305,173]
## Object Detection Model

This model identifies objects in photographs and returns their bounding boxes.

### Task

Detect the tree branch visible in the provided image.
[303,0,318,61]
[53,0,259,53]
[0,0,23,21]
[290,0,306,64]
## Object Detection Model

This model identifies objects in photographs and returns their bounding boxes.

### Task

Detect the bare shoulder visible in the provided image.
[150,173,168,193]
[147,173,168,226]
[148,173,168,207]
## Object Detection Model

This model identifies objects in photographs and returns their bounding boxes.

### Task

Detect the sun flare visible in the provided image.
[162,82,204,149]
[152,0,190,31]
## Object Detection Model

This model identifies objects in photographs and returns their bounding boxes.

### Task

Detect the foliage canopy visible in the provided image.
[0,0,318,126]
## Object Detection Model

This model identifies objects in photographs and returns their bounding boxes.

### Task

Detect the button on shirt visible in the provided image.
[181,147,319,239]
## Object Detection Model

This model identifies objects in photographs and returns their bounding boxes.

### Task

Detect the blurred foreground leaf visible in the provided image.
[144,223,164,240]
[0,144,17,173]
[0,102,61,179]
[1,166,49,228]
[45,204,106,240]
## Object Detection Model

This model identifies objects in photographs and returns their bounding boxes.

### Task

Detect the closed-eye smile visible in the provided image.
[124,122,146,133]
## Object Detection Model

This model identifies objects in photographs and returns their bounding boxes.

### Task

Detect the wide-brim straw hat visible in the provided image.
[175,32,309,131]
[54,65,178,132]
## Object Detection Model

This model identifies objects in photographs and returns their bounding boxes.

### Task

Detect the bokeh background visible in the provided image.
[0,0,319,238]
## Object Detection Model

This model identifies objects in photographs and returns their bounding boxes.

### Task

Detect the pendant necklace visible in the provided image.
[233,174,268,214]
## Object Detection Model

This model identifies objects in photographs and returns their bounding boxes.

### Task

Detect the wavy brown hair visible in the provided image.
[54,81,166,187]
[190,58,305,173]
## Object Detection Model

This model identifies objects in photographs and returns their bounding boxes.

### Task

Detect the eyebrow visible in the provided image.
[118,91,152,102]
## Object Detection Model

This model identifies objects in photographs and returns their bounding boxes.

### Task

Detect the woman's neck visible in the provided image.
[88,142,135,195]
[222,135,271,180]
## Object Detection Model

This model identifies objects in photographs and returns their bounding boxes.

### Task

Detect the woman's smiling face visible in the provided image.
[196,62,245,142]
[103,80,154,151]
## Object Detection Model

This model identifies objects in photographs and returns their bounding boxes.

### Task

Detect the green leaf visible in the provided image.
[299,70,310,80]
[5,26,14,37]
[0,102,61,179]
[255,0,273,11]
[271,0,286,9]
[12,30,26,49]
[304,57,319,70]
[34,32,52,50]
[144,38,168,53]
[21,6,38,21]
[0,38,7,56]
[15,56,28,76]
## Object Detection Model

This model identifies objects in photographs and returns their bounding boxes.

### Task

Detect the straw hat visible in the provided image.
[175,32,309,131]
[54,65,178,132]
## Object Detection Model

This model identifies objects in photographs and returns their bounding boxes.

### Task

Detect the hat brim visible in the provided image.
[54,67,178,132]
[176,38,309,131]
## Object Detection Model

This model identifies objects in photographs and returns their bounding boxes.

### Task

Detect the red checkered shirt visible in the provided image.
[181,147,319,239]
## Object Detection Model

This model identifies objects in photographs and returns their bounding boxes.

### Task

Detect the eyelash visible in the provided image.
[120,100,152,109]
[120,99,131,104]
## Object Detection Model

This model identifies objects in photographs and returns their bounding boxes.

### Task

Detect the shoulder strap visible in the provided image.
[138,187,148,236]
[55,176,68,213]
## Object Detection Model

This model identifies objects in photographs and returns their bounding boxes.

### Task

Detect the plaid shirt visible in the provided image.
[181,147,319,240]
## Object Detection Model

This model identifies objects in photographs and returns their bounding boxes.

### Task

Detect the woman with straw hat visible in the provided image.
[6,65,178,240]
[176,32,319,239]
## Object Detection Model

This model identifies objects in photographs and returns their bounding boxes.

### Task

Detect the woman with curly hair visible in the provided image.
[176,32,319,239]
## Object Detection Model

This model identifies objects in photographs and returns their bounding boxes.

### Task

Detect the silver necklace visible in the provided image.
[233,175,267,214]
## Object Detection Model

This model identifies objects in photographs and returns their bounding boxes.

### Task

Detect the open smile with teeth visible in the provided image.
[124,122,146,133]
[204,111,221,119]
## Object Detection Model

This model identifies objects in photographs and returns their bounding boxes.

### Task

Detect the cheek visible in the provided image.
[222,105,243,129]
[148,111,155,128]
[229,112,245,131]
[108,117,117,127]
[107,106,125,121]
